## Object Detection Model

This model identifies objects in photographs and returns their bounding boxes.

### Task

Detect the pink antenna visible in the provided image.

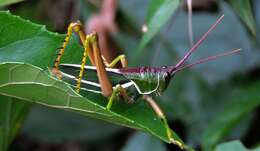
[171,15,225,74]
[172,48,241,74]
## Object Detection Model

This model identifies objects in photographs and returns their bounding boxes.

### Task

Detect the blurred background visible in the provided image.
[1,0,260,151]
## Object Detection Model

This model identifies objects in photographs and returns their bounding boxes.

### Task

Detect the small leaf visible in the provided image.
[214,140,260,151]
[136,0,180,55]
[227,0,256,36]
[0,62,187,147]
[202,81,260,150]
[0,0,24,7]
[146,0,166,23]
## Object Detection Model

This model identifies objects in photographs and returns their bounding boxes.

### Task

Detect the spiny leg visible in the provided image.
[52,21,94,78]
[53,22,81,72]
[142,95,186,149]
[51,21,98,93]
[76,35,92,93]
[76,32,112,93]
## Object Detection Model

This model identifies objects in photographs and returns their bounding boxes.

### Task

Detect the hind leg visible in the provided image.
[142,95,186,149]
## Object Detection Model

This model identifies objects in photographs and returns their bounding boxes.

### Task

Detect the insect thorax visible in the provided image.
[123,69,171,96]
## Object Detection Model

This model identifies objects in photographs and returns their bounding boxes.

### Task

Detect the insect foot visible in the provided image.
[106,84,122,110]
[50,68,62,79]
[170,138,187,150]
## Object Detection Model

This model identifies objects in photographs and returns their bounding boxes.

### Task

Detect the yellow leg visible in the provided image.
[52,21,89,79]
[76,32,114,94]
[53,23,126,101]
[106,85,120,110]
[53,22,84,72]
[142,95,186,149]
[52,21,99,93]
[53,24,72,72]
[106,84,129,110]
[76,35,92,93]
[104,54,128,68]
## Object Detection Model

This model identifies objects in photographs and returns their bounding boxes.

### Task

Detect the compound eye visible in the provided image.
[162,66,167,69]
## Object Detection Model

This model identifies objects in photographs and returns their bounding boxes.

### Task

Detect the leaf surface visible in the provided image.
[0,62,188,148]
[0,96,31,151]
[136,0,180,55]
[227,0,256,36]
[202,81,260,150]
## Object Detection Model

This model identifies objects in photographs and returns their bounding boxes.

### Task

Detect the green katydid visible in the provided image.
[51,14,241,149]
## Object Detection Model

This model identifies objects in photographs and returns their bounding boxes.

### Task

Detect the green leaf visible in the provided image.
[0,0,24,7]
[0,11,82,68]
[136,0,180,55]
[227,0,256,36]
[0,62,189,148]
[0,96,31,151]
[0,10,83,150]
[202,81,260,150]
[146,0,166,23]
[214,140,260,151]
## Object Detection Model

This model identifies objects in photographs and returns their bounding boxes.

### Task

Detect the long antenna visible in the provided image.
[172,48,241,74]
[171,15,225,74]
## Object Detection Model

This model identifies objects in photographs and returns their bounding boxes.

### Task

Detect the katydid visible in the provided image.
[51,14,241,149]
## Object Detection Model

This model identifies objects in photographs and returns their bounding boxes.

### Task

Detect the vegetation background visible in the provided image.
[0,0,259,151]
